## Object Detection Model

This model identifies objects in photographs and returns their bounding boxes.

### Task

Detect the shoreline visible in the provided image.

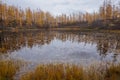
[1,28,120,34]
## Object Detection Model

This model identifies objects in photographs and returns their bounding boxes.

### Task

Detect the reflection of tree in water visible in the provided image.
[97,40,109,59]
[112,53,118,63]
[0,32,4,53]
[96,34,120,62]
[112,39,120,62]
[0,32,26,53]
[0,31,55,54]
[0,31,120,62]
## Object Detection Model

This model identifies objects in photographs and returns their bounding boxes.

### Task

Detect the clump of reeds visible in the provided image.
[0,60,22,80]
[105,63,120,80]
[21,63,120,80]
[20,63,103,80]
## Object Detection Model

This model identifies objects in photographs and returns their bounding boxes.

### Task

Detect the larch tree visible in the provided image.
[106,0,112,19]
[0,0,2,26]
[26,8,33,26]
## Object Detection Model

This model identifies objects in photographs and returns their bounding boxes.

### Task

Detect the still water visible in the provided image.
[0,31,120,64]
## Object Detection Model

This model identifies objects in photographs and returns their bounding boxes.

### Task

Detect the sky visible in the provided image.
[2,0,119,16]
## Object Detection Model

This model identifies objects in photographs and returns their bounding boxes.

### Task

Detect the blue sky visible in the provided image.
[2,0,119,15]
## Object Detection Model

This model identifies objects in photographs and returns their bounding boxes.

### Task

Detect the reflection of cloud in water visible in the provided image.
[69,51,98,59]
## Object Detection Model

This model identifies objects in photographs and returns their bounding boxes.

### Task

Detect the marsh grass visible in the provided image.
[20,63,120,80]
[0,60,24,80]
[105,63,120,80]
[0,60,120,80]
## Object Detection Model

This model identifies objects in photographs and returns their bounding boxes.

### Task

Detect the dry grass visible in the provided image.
[20,63,120,80]
[105,64,120,80]
[0,60,23,80]
[0,60,120,80]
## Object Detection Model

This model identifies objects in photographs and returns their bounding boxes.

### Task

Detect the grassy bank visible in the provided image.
[0,60,120,80]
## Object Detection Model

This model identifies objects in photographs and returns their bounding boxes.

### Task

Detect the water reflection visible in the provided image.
[0,31,120,64]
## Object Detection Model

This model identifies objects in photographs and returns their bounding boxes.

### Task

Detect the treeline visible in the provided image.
[0,0,120,29]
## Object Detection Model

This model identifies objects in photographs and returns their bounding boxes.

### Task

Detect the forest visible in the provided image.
[0,0,120,30]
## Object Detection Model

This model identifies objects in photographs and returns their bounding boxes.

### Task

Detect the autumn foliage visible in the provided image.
[0,0,120,29]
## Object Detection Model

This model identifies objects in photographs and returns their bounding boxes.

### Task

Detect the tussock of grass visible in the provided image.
[21,63,120,80]
[105,64,120,80]
[0,60,22,80]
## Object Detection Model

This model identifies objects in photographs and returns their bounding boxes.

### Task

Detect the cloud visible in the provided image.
[3,0,104,15]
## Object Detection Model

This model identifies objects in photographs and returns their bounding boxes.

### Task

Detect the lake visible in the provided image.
[0,31,120,65]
